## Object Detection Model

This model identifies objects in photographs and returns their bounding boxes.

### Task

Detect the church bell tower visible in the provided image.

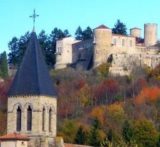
[7,30,57,146]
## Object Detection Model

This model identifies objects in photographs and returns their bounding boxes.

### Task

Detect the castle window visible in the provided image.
[49,108,52,132]
[42,107,45,131]
[58,47,62,53]
[122,39,125,46]
[16,106,22,132]
[27,106,32,131]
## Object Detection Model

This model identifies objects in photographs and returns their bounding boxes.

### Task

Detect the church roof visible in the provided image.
[8,32,57,97]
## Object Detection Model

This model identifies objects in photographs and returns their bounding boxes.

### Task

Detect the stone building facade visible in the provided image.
[55,23,160,76]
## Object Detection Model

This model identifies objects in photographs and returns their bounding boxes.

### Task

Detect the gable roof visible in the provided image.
[8,32,57,97]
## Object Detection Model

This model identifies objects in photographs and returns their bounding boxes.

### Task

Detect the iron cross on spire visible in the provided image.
[30,9,39,32]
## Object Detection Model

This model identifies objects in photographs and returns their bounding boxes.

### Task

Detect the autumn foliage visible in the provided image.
[135,87,160,104]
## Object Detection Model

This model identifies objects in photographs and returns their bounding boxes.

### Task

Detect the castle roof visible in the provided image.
[95,24,110,30]
[130,27,141,30]
[8,32,57,97]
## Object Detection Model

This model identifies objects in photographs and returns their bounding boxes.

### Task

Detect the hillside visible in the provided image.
[1,64,160,146]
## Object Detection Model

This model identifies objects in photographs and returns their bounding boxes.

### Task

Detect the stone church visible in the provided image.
[6,31,57,147]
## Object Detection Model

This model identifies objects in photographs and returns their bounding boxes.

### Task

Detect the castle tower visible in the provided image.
[130,27,141,38]
[7,32,57,147]
[144,23,158,47]
[93,25,112,67]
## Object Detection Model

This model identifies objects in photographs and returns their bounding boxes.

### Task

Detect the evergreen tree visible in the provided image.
[0,51,8,78]
[64,29,71,37]
[122,120,134,144]
[107,129,113,142]
[18,32,30,66]
[38,30,53,67]
[75,26,83,40]
[157,135,160,147]
[74,126,87,144]
[82,26,93,40]
[8,32,30,67]
[112,19,127,35]
[8,37,19,66]
[88,119,101,147]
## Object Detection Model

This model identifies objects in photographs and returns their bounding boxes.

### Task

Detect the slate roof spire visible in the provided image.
[8,32,57,97]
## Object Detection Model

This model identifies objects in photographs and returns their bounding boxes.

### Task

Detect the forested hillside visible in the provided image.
[1,63,160,146]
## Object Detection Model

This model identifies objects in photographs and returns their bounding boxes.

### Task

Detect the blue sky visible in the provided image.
[0,0,160,53]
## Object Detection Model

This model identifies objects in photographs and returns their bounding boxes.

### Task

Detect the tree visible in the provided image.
[64,29,71,37]
[75,26,83,40]
[0,52,8,78]
[8,28,70,67]
[75,26,93,40]
[95,63,110,78]
[133,119,159,147]
[74,126,87,144]
[58,120,78,143]
[8,37,19,66]
[112,19,127,35]
[38,30,53,67]
[88,119,104,147]
[90,106,105,126]
[8,32,30,67]
[18,32,30,65]
[122,120,134,144]
[82,26,93,40]
[157,135,160,147]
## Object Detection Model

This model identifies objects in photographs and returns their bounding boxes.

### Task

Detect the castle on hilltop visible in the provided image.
[55,23,160,76]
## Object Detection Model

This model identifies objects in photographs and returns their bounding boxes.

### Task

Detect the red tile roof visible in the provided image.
[95,24,110,29]
[0,133,29,141]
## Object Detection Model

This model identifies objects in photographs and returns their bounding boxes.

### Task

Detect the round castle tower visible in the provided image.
[144,23,158,47]
[130,27,141,38]
[93,25,112,67]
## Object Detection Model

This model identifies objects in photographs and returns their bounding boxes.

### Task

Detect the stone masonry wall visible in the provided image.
[7,96,57,138]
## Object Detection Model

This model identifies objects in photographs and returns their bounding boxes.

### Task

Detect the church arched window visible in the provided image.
[16,106,22,132]
[49,108,52,132]
[42,107,45,131]
[27,106,32,131]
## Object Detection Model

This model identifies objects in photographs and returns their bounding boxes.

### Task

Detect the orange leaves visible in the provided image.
[135,87,160,104]
[90,106,105,125]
